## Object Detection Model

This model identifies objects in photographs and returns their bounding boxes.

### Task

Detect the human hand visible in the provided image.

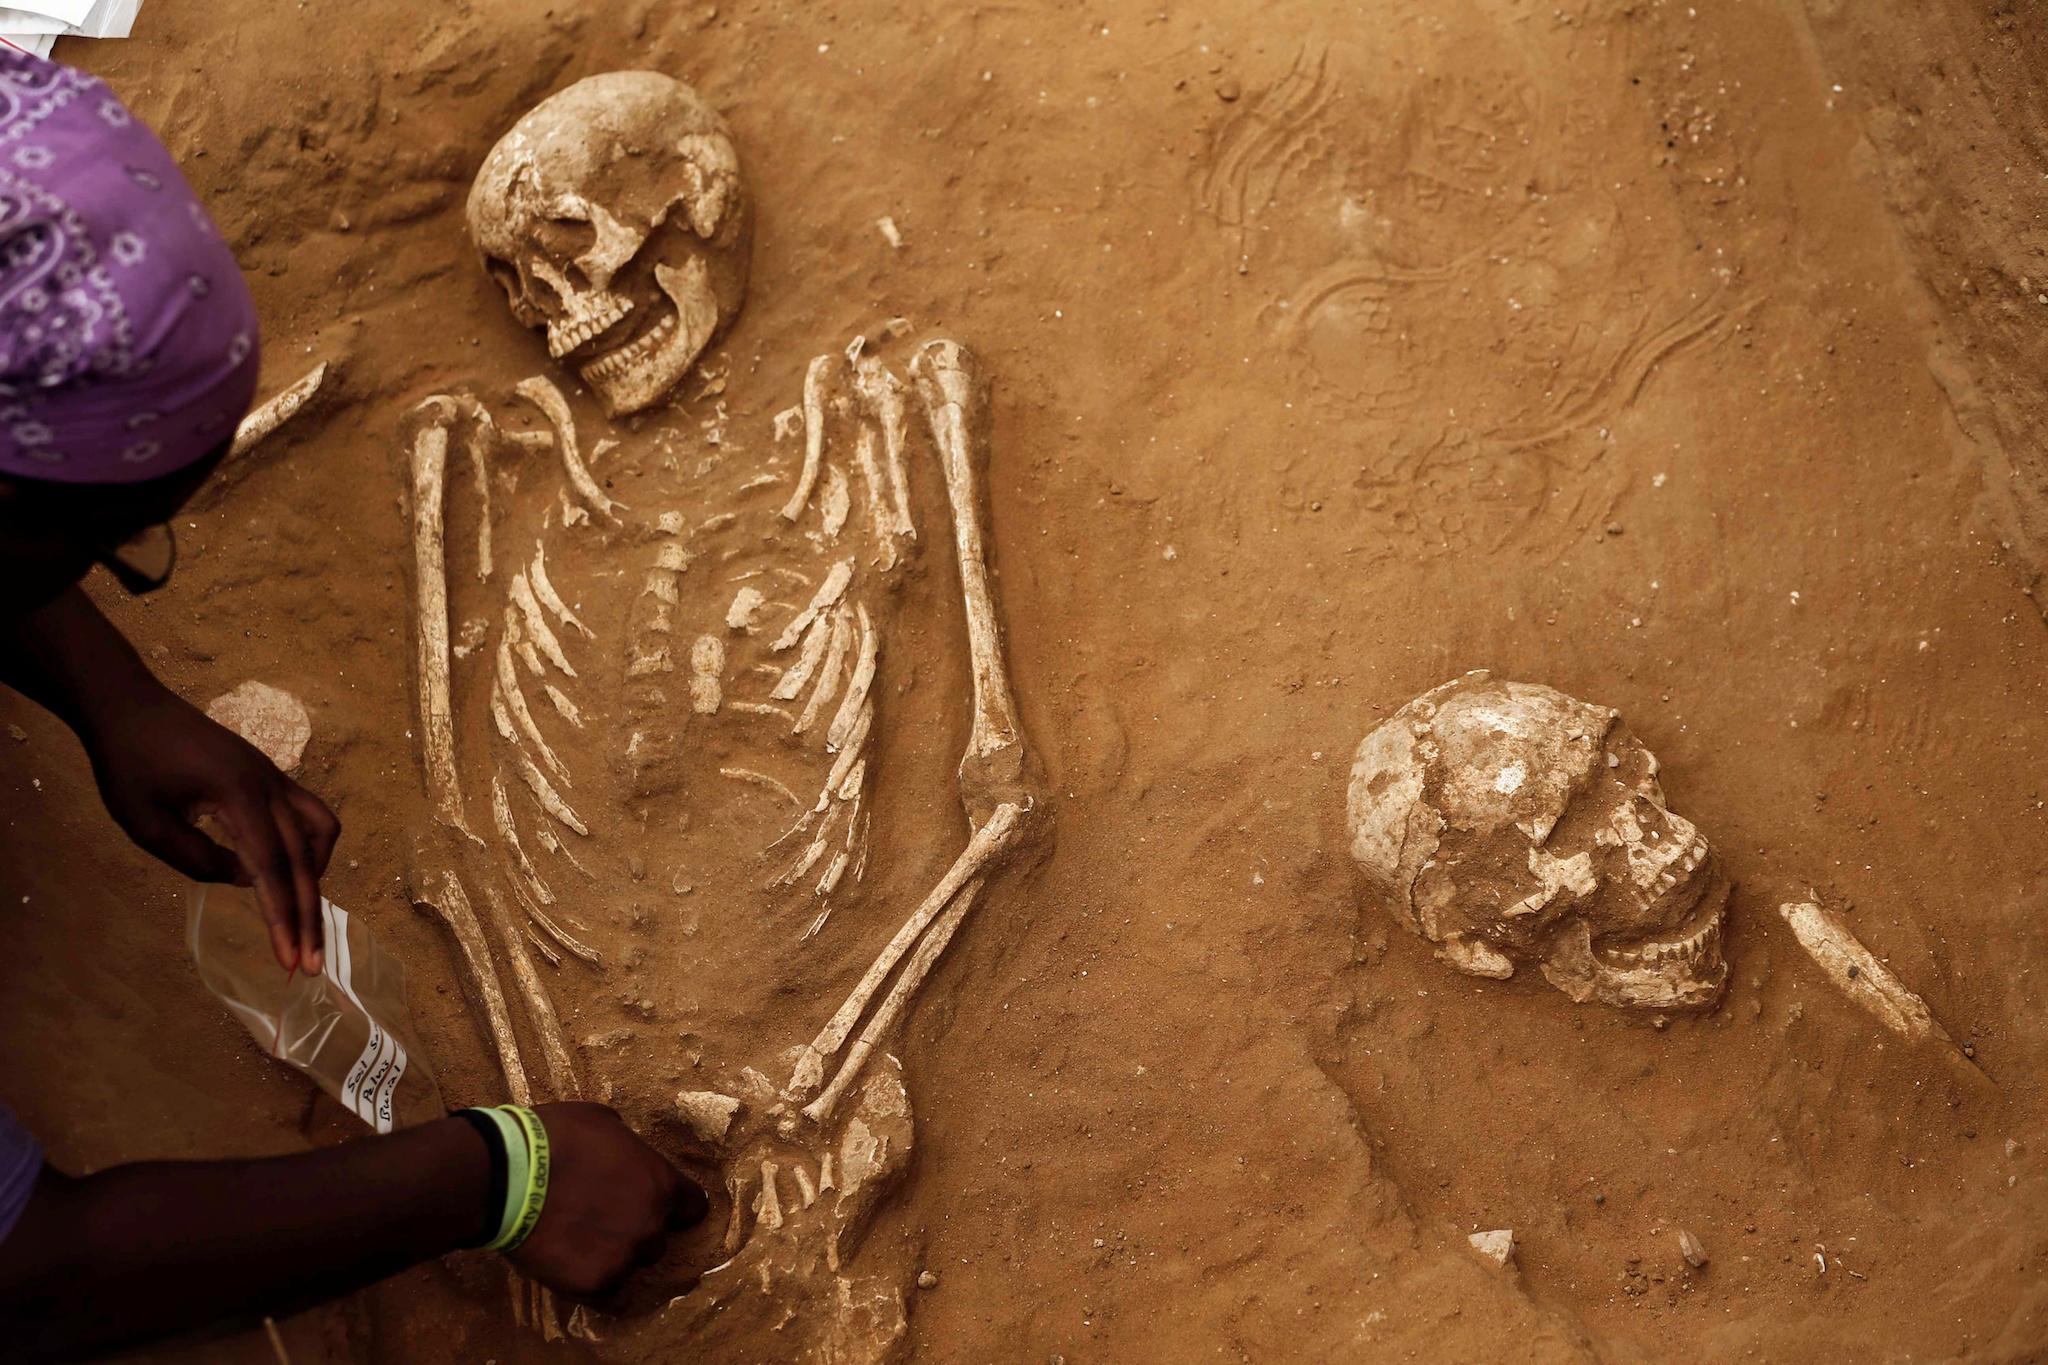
[508,1103,709,1300]
[81,679,339,972]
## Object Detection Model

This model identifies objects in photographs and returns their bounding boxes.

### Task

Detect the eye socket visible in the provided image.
[484,257,523,301]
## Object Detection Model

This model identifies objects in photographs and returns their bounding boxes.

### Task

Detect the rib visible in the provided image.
[230,362,328,460]
[530,545,593,639]
[515,375,624,520]
[779,353,833,521]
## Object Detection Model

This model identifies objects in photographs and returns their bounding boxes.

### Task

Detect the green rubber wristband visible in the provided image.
[492,1105,551,1254]
[481,1107,530,1252]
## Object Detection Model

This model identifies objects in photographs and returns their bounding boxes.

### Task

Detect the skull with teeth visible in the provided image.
[1347,671,1730,1011]
[467,70,751,417]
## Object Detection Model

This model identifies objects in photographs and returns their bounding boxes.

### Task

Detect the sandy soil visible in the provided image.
[1,0,2044,1360]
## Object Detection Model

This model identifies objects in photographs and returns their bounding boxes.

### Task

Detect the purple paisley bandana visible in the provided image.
[0,49,258,485]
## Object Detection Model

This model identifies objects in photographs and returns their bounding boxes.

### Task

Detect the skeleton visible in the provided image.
[401,72,1043,1360]
[1347,671,1729,1010]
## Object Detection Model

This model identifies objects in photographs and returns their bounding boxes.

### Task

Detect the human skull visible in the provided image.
[467,71,751,416]
[1347,671,1729,1010]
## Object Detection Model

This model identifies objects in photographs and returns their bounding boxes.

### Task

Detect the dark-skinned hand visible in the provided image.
[508,1103,710,1300]
[82,677,339,972]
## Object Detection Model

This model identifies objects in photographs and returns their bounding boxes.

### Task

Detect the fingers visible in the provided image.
[288,785,342,877]
[216,793,304,972]
[270,795,323,974]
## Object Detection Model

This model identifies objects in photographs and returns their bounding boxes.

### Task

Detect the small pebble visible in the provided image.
[917,1270,939,1290]
[1467,1229,1516,1268]
[1679,1228,1709,1269]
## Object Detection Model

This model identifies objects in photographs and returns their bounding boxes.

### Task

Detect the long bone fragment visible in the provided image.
[515,375,623,521]
[803,879,986,1126]
[405,408,472,836]
[819,464,851,540]
[779,353,834,521]
[229,362,329,461]
[849,422,899,569]
[412,869,529,1103]
[477,887,582,1099]
[1778,901,1966,1059]
[851,354,916,541]
[912,340,1027,809]
[465,414,497,582]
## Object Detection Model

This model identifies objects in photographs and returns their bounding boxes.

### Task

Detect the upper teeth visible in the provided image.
[548,295,634,359]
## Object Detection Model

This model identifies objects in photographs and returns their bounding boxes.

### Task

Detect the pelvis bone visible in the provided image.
[1348,670,1730,1011]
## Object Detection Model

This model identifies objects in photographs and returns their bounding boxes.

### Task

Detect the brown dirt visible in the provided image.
[1,1,2044,1361]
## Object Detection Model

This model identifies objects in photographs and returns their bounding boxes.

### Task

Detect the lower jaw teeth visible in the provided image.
[584,315,676,384]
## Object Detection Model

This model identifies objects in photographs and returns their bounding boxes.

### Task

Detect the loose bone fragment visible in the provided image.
[230,361,328,460]
[405,412,470,835]
[726,585,767,632]
[779,353,833,521]
[542,683,583,727]
[1778,901,1961,1053]
[515,375,624,520]
[676,1090,741,1146]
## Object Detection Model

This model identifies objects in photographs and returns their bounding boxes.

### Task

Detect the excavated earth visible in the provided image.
[1,1,2044,1360]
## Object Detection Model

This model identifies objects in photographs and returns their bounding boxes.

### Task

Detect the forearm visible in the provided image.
[0,584,162,740]
[0,1115,493,1360]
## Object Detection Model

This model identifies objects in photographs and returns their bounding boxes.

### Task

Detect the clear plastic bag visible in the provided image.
[188,886,443,1132]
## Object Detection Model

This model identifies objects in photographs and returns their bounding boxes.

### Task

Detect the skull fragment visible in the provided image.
[1347,671,1729,1010]
[468,71,751,416]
